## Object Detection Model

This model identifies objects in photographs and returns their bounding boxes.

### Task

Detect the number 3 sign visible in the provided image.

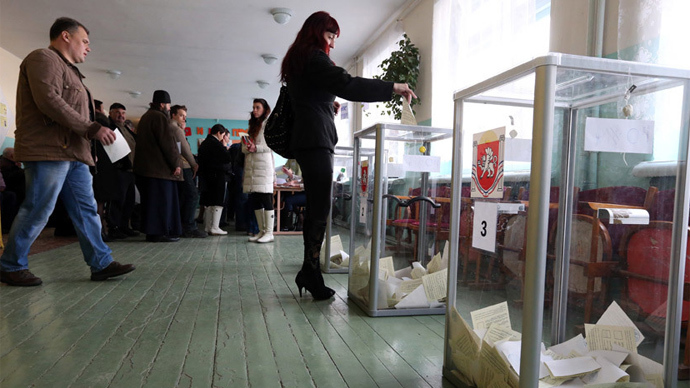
[472,201,497,252]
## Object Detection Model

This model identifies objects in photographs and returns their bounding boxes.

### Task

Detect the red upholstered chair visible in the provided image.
[648,189,676,222]
[618,221,690,371]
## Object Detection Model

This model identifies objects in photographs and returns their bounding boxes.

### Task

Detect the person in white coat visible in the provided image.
[242,99,275,243]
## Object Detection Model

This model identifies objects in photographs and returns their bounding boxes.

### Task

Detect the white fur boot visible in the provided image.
[248,209,265,242]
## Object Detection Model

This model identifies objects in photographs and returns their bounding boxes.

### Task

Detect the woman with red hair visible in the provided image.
[281,11,416,300]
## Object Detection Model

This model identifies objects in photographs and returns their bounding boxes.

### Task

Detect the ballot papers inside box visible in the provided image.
[445,301,663,387]
[347,122,453,317]
[347,239,450,317]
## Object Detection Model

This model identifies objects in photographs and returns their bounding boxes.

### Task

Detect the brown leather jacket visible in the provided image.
[14,47,101,165]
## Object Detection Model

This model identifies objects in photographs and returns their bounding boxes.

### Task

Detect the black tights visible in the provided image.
[296,149,333,268]
[249,192,273,211]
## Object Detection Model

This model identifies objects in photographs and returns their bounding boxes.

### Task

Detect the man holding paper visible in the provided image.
[104,103,139,239]
[0,17,135,286]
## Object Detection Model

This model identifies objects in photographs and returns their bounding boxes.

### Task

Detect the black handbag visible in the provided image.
[264,85,295,159]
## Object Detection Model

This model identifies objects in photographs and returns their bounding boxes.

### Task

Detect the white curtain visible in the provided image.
[432,0,551,128]
[616,0,690,161]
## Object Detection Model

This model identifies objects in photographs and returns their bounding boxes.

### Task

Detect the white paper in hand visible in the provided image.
[102,128,131,163]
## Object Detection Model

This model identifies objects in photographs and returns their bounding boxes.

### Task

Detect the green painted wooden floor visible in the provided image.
[0,230,452,388]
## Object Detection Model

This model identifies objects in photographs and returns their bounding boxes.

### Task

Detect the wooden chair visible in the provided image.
[564,214,616,323]
[386,187,421,253]
[617,221,690,376]
[462,186,513,288]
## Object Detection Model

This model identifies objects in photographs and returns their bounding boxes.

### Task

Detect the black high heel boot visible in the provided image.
[295,261,335,300]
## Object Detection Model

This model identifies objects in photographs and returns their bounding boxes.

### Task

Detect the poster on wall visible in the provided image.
[0,85,14,148]
[471,127,505,199]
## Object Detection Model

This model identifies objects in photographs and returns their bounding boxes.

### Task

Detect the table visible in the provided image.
[273,184,304,235]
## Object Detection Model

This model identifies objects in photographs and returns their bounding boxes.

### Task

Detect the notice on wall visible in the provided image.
[584,117,654,154]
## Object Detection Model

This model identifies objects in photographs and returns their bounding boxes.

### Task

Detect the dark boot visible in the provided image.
[281,211,294,231]
[294,247,335,300]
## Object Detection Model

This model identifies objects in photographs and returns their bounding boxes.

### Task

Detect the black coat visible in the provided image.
[198,134,232,206]
[287,50,393,153]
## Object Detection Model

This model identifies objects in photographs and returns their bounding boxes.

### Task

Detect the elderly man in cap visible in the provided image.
[104,102,138,239]
[0,17,135,286]
[134,90,183,242]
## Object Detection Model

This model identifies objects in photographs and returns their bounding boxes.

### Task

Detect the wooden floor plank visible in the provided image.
[0,232,451,388]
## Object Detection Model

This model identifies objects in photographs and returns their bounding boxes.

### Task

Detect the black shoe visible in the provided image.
[101,232,115,242]
[182,229,208,238]
[146,234,180,242]
[0,269,43,286]
[108,227,127,240]
[91,261,135,281]
[123,228,140,237]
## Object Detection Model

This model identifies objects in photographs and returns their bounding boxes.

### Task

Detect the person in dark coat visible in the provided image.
[197,124,232,235]
[281,11,416,300]
[133,90,182,242]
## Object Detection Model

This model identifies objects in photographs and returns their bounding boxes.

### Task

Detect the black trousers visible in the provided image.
[296,148,333,266]
[107,170,135,230]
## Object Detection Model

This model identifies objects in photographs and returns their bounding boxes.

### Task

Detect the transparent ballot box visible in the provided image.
[321,146,357,274]
[348,123,453,317]
[443,53,690,387]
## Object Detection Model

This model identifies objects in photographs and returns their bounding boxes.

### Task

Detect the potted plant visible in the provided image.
[373,33,420,120]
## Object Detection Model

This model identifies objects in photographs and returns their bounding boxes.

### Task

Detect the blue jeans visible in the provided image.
[0,161,113,272]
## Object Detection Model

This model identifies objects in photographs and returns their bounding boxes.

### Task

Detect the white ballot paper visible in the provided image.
[401,98,417,126]
[544,356,601,379]
[427,252,443,274]
[596,301,644,346]
[394,283,443,309]
[422,268,447,302]
[102,128,131,163]
[471,301,511,330]
[581,355,630,385]
[379,256,395,279]
[584,324,637,354]
[398,278,423,295]
[548,334,588,358]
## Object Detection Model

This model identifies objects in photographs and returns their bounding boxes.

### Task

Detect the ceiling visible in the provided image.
[0,0,412,120]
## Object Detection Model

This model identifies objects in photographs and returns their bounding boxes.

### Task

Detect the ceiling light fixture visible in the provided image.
[257,81,270,89]
[270,8,292,24]
[106,70,122,80]
[128,91,142,98]
[261,54,278,65]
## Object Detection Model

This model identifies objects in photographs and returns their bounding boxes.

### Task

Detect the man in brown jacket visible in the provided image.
[171,105,207,238]
[0,17,136,286]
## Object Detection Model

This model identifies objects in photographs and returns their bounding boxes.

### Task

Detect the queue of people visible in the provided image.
[0,12,416,301]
